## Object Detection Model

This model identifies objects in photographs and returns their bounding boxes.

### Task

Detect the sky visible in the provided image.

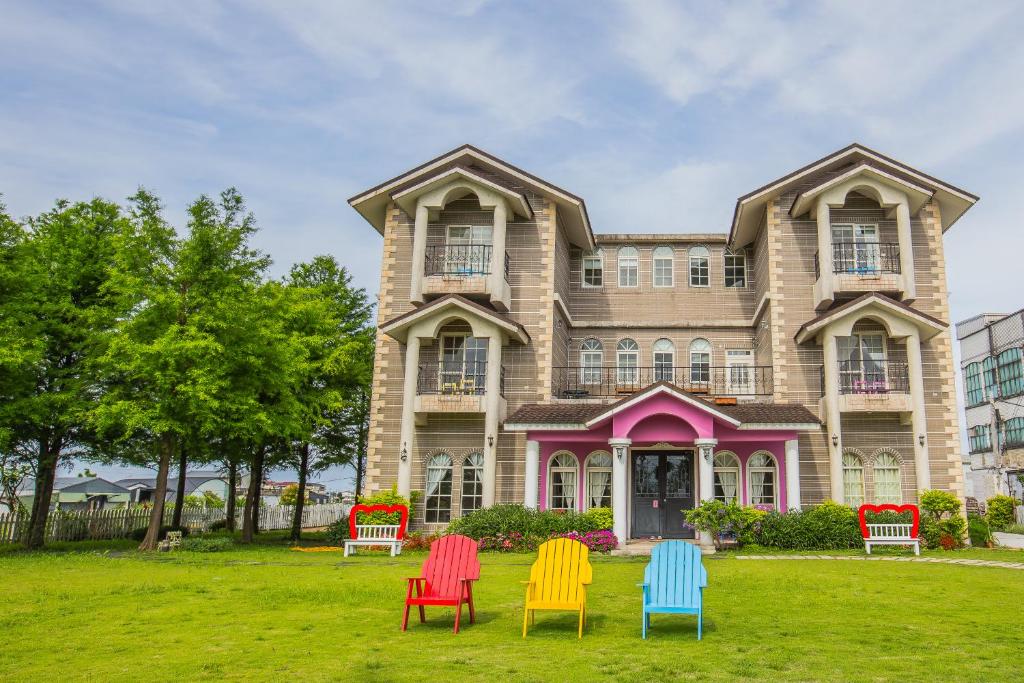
[3,0,1024,489]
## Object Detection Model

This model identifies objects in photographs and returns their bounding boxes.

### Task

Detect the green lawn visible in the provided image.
[2,537,1023,682]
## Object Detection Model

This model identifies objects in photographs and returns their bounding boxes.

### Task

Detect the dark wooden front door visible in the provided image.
[630,451,696,539]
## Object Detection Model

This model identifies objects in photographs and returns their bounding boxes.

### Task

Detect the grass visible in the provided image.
[1,535,1023,682]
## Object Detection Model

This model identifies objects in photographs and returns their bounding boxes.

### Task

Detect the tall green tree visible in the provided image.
[281,257,373,541]
[1,199,123,548]
[94,188,270,550]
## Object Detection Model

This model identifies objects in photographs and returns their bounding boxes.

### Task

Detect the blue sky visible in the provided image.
[3,1,1024,487]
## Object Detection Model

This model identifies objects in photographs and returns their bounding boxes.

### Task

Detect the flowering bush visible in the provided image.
[553,529,619,554]
[445,504,599,539]
[402,532,441,551]
[477,532,543,552]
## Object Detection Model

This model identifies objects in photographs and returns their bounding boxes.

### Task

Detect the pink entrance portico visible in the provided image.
[504,383,820,547]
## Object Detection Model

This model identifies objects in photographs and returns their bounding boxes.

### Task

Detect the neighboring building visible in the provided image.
[117,471,231,505]
[17,477,131,512]
[258,480,329,506]
[956,311,1024,503]
[349,143,976,546]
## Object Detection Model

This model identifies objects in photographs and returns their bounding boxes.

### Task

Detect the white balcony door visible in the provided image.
[440,335,488,394]
[832,224,879,273]
[725,349,754,394]
[837,333,886,392]
[446,225,492,275]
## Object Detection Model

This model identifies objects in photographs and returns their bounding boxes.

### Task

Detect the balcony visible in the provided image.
[552,366,773,401]
[414,361,506,420]
[421,244,511,310]
[822,360,912,413]
[814,241,908,309]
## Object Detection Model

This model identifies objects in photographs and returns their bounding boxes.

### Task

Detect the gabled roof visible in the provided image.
[795,293,948,344]
[390,164,533,221]
[789,163,935,219]
[20,477,131,495]
[349,144,595,249]
[380,294,530,344]
[730,143,978,247]
[504,382,820,431]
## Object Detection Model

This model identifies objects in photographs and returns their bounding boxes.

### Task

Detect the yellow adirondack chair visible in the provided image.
[522,538,593,638]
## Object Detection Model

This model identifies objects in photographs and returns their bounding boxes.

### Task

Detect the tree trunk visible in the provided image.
[24,436,59,550]
[251,452,263,535]
[171,444,188,528]
[290,443,310,542]
[140,432,174,551]
[241,447,264,543]
[225,461,237,532]
[355,388,368,499]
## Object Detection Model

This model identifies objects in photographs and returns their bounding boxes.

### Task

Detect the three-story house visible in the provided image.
[349,143,976,547]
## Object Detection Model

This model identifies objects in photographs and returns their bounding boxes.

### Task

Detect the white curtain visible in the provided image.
[589,471,611,508]
[426,461,448,497]
[716,471,737,502]
[559,468,577,509]
[750,471,767,503]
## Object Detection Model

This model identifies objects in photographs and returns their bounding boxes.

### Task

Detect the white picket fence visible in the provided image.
[0,503,349,543]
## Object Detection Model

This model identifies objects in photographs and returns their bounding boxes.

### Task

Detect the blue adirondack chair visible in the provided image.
[639,540,707,640]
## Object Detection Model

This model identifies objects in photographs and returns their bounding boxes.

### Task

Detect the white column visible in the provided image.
[906,329,931,493]
[822,333,844,503]
[815,200,834,301]
[482,334,503,507]
[608,438,631,548]
[409,203,429,305]
[695,438,718,550]
[524,440,540,508]
[895,201,916,300]
[488,200,508,299]
[397,336,421,496]
[785,439,801,511]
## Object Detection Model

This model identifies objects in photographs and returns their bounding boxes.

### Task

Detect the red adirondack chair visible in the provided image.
[401,534,480,634]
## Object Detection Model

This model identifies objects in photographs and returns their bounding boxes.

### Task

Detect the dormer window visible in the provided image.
[618,246,638,287]
[652,246,674,287]
[582,249,603,288]
[688,246,710,287]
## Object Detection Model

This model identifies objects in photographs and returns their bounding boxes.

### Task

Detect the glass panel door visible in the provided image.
[854,224,879,272]
[859,334,886,392]
[726,350,754,394]
[630,454,661,538]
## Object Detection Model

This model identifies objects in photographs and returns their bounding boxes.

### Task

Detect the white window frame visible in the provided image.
[725,349,754,395]
[618,246,639,288]
[617,338,640,385]
[689,338,711,384]
[440,333,487,395]
[652,246,674,288]
[445,224,491,274]
[746,451,779,509]
[724,249,747,288]
[688,245,710,288]
[583,451,613,510]
[837,332,887,393]
[460,452,484,515]
[653,338,675,383]
[547,451,579,511]
[831,223,879,273]
[424,453,453,523]
[579,338,603,385]
[712,451,741,504]
[842,451,865,508]
[582,249,603,288]
[873,452,902,504]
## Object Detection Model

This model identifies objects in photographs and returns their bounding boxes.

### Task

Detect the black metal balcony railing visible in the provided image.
[416,361,505,397]
[424,244,492,277]
[835,359,909,395]
[832,241,900,275]
[553,366,773,399]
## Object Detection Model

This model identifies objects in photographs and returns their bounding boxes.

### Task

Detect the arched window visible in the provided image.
[842,451,865,508]
[713,452,740,504]
[689,245,710,287]
[424,453,453,523]
[461,452,484,515]
[873,452,902,504]
[747,452,778,509]
[653,338,675,382]
[617,338,640,385]
[579,338,603,385]
[652,246,674,287]
[584,452,613,510]
[548,452,579,511]
[582,249,603,288]
[689,338,711,384]
[618,246,638,287]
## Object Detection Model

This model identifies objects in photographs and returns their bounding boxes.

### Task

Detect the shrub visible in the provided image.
[181,536,233,552]
[129,525,191,542]
[445,504,598,539]
[968,514,993,548]
[583,507,613,531]
[920,513,967,550]
[324,514,349,545]
[1003,523,1024,535]
[354,486,411,525]
[752,501,861,550]
[208,519,229,532]
[685,500,757,550]
[478,532,543,553]
[401,532,440,551]
[552,529,619,554]
[986,495,1016,531]
[919,490,961,520]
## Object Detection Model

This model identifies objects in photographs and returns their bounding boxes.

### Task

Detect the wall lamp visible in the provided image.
[487,435,495,448]
[831,434,839,447]
[918,434,926,447]
[400,444,408,462]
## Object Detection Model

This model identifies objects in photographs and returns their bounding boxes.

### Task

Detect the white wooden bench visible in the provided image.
[864,523,920,555]
[344,524,403,557]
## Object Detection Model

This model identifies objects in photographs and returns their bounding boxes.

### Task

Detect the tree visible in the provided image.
[280,257,374,541]
[0,452,31,514]
[94,188,270,550]
[278,483,308,506]
[76,468,97,478]
[1,198,123,548]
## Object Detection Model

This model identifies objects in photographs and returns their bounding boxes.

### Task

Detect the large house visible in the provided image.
[956,310,1024,503]
[349,143,976,547]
